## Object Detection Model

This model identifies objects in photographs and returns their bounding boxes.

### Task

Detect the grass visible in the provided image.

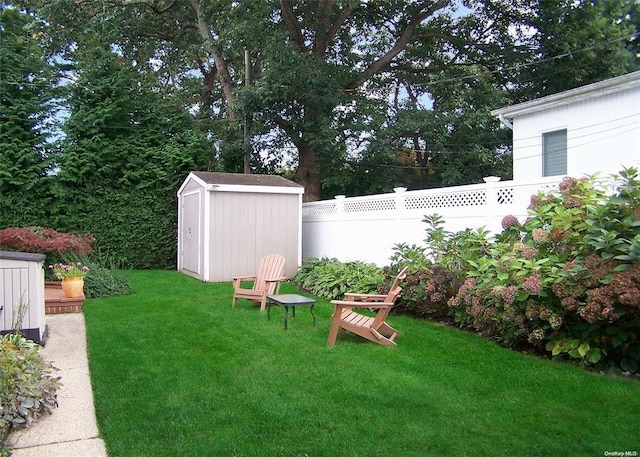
[84,271,640,457]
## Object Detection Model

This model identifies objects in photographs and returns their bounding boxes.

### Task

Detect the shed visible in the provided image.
[0,251,46,344]
[177,171,304,282]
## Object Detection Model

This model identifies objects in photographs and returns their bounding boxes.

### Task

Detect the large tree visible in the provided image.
[237,0,531,199]
[52,33,214,267]
[25,0,533,200]
[0,5,56,226]
[18,0,640,201]
[520,0,640,96]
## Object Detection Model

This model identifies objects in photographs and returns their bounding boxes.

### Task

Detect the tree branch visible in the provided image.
[273,115,302,144]
[280,0,307,52]
[187,0,236,120]
[313,0,358,57]
[345,0,452,90]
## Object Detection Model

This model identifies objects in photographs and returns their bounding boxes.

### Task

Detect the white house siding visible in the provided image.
[513,88,640,180]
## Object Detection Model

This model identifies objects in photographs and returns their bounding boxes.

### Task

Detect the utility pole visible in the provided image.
[243,49,251,174]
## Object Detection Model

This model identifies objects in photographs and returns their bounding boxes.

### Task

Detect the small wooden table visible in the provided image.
[267,294,316,330]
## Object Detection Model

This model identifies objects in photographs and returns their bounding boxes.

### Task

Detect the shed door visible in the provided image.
[181,191,201,275]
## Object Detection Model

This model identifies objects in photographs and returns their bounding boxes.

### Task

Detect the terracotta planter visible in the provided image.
[61,277,84,298]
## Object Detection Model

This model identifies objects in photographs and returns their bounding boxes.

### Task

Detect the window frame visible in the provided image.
[542,128,568,177]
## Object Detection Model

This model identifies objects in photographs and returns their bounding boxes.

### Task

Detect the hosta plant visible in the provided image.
[293,257,384,299]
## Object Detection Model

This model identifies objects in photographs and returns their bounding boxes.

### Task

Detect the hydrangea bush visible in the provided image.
[392,168,640,375]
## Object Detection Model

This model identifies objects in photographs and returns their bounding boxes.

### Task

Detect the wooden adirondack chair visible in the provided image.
[232,254,287,312]
[327,267,409,346]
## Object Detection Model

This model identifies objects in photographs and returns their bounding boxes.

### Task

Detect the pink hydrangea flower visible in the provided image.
[501,214,519,230]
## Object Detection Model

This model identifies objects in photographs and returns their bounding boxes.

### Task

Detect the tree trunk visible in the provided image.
[296,143,321,202]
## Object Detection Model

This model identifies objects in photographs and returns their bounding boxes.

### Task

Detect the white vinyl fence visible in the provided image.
[301,176,566,266]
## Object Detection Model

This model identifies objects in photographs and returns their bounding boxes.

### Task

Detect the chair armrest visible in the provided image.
[265,276,287,283]
[344,293,387,302]
[233,275,257,281]
[232,275,256,288]
[330,300,393,309]
[265,276,287,294]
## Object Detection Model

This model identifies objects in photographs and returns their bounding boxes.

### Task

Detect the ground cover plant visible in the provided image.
[293,257,384,299]
[0,303,60,455]
[85,271,640,457]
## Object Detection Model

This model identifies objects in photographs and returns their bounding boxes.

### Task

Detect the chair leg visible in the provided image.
[327,312,341,346]
[232,296,237,307]
[259,297,267,312]
[379,322,403,339]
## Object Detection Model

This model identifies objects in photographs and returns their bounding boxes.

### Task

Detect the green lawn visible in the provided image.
[85,271,640,457]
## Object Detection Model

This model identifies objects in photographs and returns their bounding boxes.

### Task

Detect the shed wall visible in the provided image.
[207,191,300,282]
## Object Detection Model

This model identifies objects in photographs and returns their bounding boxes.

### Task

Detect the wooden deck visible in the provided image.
[45,282,84,314]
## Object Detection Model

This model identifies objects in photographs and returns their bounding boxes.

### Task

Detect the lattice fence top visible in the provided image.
[405,190,486,209]
[302,202,337,216]
[302,178,567,218]
[500,182,563,206]
[343,197,396,213]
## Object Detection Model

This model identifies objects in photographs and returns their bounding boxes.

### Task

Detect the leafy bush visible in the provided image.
[385,168,640,375]
[0,334,61,452]
[446,168,640,374]
[388,215,488,320]
[390,263,462,320]
[293,257,384,299]
[0,226,94,257]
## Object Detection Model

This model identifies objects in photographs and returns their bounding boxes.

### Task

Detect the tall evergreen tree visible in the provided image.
[55,39,214,267]
[0,5,56,227]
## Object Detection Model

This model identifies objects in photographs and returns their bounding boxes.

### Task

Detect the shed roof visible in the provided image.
[192,171,302,188]
[491,70,640,119]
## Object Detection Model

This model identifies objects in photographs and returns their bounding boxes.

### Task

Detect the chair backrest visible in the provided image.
[388,266,409,292]
[372,284,403,329]
[254,254,286,293]
[371,268,408,325]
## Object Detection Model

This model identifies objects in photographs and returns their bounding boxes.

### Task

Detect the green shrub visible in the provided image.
[0,333,61,452]
[390,263,462,320]
[385,168,640,375]
[388,215,489,320]
[293,257,384,299]
[447,168,640,374]
[63,252,132,299]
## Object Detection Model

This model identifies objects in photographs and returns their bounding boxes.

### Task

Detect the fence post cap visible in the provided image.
[483,176,501,183]
[393,187,407,193]
[334,195,346,200]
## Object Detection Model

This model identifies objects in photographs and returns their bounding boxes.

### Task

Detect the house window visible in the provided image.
[542,129,567,176]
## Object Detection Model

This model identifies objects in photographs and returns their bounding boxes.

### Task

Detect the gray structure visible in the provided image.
[177,172,304,282]
[0,251,46,343]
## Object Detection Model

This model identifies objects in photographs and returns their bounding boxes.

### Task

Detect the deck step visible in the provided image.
[45,282,84,314]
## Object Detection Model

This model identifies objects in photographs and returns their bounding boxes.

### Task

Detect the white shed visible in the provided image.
[491,71,640,181]
[177,171,304,282]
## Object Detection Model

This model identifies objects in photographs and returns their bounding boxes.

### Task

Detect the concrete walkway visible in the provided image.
[8,314,108,457]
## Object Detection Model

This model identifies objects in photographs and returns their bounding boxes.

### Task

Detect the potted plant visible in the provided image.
[49,262,90,298]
